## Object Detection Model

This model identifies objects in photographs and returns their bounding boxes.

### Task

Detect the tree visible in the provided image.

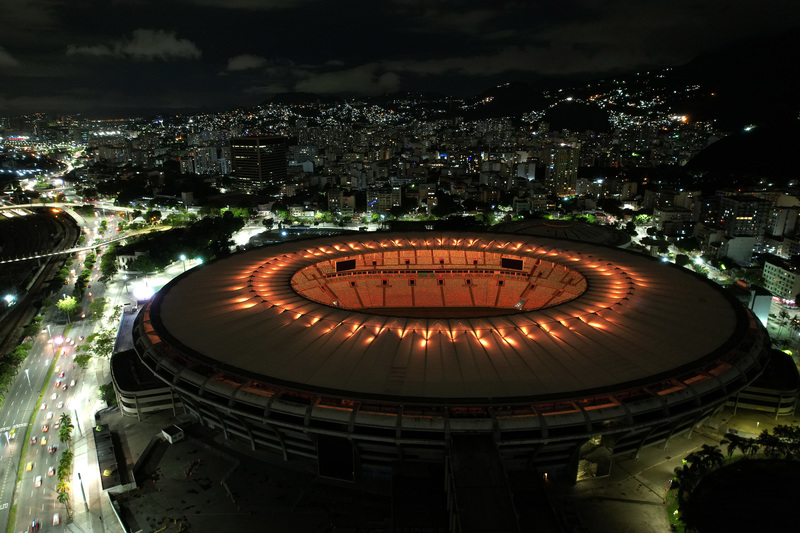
[776,309,790,336]
[99,383,117,406]
[56,296,78,323]
[88,298,108,323]
[58,413,74,446]
[144,209,162,224]
[99,250,119,282]
[694,444,724,469]
[129,255,158,275]
[73,351,92,369]
[22,315,43,338]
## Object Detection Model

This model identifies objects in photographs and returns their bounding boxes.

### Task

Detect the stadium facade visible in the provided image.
[131,232,769,481]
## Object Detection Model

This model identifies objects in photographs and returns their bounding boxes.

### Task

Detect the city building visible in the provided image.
[762,254,800,301]
[718,195,771,236]
[366,186,402,213]
[653,206,693,236]
[551,143,580,197]
[132,233,768,486]
[231,136,288,192]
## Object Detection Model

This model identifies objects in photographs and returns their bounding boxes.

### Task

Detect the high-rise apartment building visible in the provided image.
[192,147,218,175]
[552,143,580,197]
[718,195,771,236]
[231,136,288,192]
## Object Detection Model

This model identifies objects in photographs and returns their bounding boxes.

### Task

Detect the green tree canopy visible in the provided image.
[56,296,78,321]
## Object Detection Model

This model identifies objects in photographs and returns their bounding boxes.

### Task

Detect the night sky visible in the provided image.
[1,0,798,116]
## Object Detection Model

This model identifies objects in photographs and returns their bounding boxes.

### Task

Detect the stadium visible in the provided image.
[132,232,769,482]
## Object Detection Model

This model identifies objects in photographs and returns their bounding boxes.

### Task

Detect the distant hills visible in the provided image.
[685,120,800,183]
[263,27,800,132]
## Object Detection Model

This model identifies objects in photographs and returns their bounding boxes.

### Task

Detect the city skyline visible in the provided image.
[1,1,799,116]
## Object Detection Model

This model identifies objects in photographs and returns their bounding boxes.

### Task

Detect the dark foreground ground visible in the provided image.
[683,459,800,533]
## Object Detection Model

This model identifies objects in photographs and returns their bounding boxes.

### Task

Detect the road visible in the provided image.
[0,205,125,532]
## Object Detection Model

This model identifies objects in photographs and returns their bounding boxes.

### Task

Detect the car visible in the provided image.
[59,371,65,378]
[70,380,76,387]
[52,514,59,526]
[48,446,57,454]
[62,384,68,391]
[42,424,48,432]
[46,411,53,419]
[25,462,33,472]
[57,401,64,408]
[47,467,55,477]
[30,519,40,531]
[53,422,60,430]
[34,476,42,487]
[50,393,57,400]
[30,436,37,444]
[39,403,46,411]
[40,437,46,446]
[55,380,61,388]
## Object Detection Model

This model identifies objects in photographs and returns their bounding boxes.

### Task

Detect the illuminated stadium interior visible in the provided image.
[290,251,588,317]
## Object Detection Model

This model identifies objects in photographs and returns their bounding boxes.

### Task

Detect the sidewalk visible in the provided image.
[566,406,800,533]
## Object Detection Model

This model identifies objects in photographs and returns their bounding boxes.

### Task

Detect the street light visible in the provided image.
[180,254,186,272]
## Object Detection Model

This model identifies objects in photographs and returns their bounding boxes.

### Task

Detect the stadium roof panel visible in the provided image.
[152,232,743,402]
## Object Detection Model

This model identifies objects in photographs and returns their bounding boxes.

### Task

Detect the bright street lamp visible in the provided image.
[180,254,186,272]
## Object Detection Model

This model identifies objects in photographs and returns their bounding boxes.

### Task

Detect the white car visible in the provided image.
[57,401,64,409]
[69,380,76,387]
[46,411,53,419]
[34,476,42,487]
[52,513,60,525]
[50,393,57,400]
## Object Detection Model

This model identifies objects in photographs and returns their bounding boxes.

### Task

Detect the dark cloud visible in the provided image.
[0,48,20,68]
[295,63,401,95]
[67,29,202,61]
[1,0,799,115]
[226,54,269,71]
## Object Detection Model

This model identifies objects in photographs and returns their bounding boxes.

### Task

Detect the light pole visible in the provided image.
[77,473,89,511]
[180,254,186,272]
[46,324,57,358]
[24,368,31,390]
[73,409,82,435]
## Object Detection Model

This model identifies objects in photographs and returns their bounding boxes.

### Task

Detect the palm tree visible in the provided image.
[57,490,71,520]
[743,438,760,457]
[696,444,724,469]
[721,433,743,458]
[757,429,784,458]
[772,425,800,459]
[58,414,74,446]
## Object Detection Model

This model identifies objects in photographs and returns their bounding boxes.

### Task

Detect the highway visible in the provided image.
[0,205,123,532]
[0,191,266,532]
